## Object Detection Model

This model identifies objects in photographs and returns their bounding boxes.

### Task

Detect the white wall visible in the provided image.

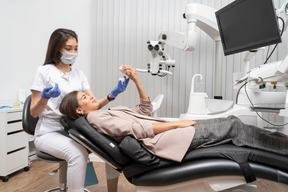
[0,0,93,101]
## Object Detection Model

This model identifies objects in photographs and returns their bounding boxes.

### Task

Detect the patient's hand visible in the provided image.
[177,120,197,128]
[152,119,197,134]
[122,65,138,82]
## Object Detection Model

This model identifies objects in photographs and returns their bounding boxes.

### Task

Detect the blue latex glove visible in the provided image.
[41,83,61,99]
[110,76,130,98]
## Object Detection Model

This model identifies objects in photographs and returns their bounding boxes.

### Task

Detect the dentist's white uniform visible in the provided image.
[31,64,119,192]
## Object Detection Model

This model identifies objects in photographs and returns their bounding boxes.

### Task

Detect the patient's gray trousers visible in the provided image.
[188,115,288,156]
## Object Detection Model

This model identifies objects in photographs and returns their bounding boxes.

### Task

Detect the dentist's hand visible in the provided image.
[110,76,130,98]
[41,83,61,99]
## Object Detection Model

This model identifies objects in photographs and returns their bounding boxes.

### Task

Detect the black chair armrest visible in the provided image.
[119,136,160,165]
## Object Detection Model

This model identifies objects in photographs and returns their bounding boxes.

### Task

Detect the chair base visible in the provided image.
[135,176,258,192]
[44,187,64,192]
[44,187,91,192]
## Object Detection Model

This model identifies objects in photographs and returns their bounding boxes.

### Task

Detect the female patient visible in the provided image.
[59,65,288,162]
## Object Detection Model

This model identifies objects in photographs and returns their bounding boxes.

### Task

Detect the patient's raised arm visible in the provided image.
[122,65,149,101]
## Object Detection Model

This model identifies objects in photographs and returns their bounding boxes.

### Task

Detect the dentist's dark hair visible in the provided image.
[44,28,78,65]
[59,91,81,120]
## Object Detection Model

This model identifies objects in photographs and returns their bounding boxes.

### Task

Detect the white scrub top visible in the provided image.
[31,64,90,136]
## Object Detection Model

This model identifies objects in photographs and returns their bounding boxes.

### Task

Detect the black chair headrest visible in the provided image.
[60,116,72,133]
[22,95,39,135]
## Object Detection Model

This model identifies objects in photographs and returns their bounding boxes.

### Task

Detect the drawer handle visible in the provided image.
[8,119,22,124]
[7,130,24,135]
[7,147,26,155]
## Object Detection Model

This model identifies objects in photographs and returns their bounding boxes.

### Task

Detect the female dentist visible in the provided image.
[30,28,127,192]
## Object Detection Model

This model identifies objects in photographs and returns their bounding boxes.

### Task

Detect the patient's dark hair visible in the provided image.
[59,91,81,120]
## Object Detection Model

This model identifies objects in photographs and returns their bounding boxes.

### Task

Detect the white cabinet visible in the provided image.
[0,108,29,182]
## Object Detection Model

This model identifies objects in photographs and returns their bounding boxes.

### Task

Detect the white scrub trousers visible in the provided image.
[34,131,89,192]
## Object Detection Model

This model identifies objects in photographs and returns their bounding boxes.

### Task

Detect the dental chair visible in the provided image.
[60,115,288,192]
[22,95,90,192]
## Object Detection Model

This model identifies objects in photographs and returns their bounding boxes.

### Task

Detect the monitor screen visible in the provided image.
[215,0,281,56]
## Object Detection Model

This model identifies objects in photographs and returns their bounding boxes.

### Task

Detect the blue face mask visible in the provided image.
[60,51,78,65]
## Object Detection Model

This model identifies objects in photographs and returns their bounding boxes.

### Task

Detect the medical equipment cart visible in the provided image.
[0,107,30,182]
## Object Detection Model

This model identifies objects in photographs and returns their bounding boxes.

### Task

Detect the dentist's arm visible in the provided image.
[91,73,130,108]
[30,91,48,118]
[30,83,61,118]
